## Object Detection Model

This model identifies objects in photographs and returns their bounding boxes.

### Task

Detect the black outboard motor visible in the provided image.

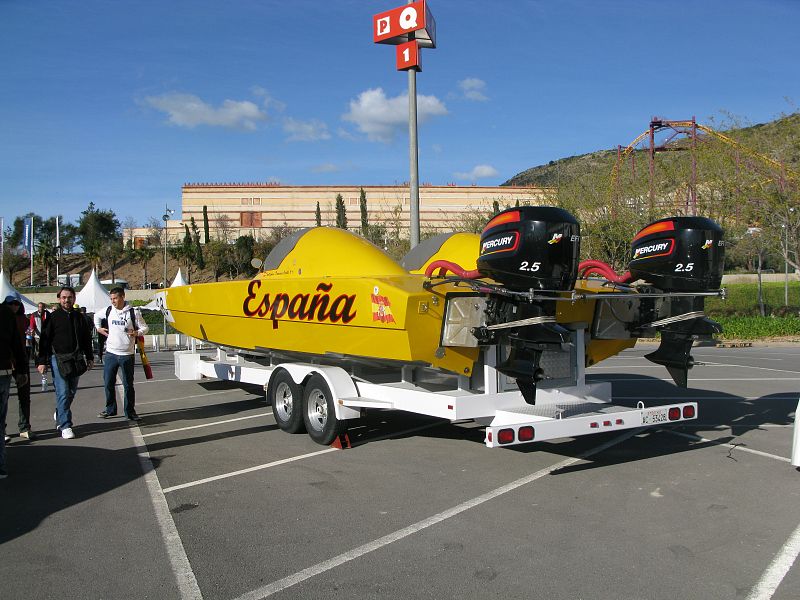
[629,216,725,387]
[477,206,580,291]
[474,207,580,404]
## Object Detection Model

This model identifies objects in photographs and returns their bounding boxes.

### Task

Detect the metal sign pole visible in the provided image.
[408,66,420,248]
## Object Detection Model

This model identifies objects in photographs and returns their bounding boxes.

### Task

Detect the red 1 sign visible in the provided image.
[396,40,421,71]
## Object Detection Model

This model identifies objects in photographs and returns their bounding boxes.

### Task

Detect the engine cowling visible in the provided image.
[476,206,580,291]
[628,216,724,292]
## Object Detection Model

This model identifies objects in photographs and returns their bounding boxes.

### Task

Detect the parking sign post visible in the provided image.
[373,0,436,248]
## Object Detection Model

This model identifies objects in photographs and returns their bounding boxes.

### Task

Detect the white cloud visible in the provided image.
[251,86,286,112]
[311,163,339,173]
[144,92,266,130]
[454,164,499,181]
[342,88,448,142]
[458,78,488,102]
[283,117,331,142]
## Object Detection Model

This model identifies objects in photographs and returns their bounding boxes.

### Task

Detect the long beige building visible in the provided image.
[131,182,549,244]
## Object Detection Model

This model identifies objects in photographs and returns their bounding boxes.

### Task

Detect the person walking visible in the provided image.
[29,302,49,360]
[1,300,28,479]
[3,295,34,441]
[36,287,94,440]
[94,287,148,422]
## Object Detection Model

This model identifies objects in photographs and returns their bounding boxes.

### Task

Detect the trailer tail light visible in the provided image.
[498,428,515,445]
[668,407,681,421]
[683,405,695,419]
[518,426,534,442]
[487,431,492,442]
[590,422,599,429]
[616,419,624,425]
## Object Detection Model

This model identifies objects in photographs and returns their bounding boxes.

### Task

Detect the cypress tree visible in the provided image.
[315,201,322,227]
[359,187,369,236]
[335,194,347,229]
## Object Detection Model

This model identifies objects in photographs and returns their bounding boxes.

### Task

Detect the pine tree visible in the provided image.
[335,194,347,229]
[359,187,369,236]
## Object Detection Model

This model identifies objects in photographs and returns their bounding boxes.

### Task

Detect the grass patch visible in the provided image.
[715,316,800,340]
[706,281,800,317]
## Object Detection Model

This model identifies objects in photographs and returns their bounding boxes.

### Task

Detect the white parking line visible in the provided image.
[616,395,800,401]
[130,426,203,599]
[693,355,784,361]
[700,362,800,375]
[663,430,791,463]
[162,448,338,493]
[746,520,800,600]
[142,413,272,438]
[594,377,800,382]
[138,389,241,406]
[232,429,642,600]
[160,421,446,493]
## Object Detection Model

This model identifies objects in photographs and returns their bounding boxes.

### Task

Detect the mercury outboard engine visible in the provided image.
[629,216,725,386]
[473,206,580,403]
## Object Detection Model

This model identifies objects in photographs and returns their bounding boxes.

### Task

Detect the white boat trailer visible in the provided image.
[174,327,697,448]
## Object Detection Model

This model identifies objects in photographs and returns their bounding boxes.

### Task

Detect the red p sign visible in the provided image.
[373,1,436,48]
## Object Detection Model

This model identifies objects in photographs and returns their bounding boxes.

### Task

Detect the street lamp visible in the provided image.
[162,205,174,348]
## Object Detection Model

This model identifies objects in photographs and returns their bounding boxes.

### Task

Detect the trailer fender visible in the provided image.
[271,363,361,421]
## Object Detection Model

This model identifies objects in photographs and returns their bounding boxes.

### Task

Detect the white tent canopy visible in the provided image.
[141,268,187,311]
[171,268,187,287]
[0,270,37,314]
[75,269,111,314]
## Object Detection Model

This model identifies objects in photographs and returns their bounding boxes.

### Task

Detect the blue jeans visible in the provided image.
[52,355,80,430]
[103,352,136,417]
[0,375,10,471]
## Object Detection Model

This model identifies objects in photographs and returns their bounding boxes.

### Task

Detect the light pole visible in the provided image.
[162,205,174,348]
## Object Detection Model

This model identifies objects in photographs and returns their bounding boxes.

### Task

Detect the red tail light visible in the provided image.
[498,428,515,444]
[518,426,534,442]
[682,405,695,419]
[668,407,681,421]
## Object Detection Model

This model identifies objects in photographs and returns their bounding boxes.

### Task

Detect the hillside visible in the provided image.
[502,113,800,187]
[6,252,221,291]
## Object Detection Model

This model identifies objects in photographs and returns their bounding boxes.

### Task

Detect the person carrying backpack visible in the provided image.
[93,287,148,421]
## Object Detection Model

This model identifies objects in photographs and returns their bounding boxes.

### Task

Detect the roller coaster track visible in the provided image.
[610,119,799,199]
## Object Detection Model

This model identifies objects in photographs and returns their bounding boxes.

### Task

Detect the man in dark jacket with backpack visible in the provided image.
[36,286,94,440]
[94,287,147,422]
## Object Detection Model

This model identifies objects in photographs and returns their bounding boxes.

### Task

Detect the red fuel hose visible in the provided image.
[424,260,482,279]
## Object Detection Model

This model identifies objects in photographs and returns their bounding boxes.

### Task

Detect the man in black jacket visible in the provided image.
[36,287,94,440]
[1,300,28,479]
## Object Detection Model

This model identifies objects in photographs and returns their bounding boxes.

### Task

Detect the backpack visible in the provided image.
[105,304,138,332]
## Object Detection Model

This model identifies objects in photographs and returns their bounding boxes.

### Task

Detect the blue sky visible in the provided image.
[1,0,799,226]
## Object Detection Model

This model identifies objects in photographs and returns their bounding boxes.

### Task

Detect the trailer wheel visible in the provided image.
[302,374,345,445]
[269,369,305,433]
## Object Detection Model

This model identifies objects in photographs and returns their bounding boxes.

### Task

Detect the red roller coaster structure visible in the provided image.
[610,117,798,217]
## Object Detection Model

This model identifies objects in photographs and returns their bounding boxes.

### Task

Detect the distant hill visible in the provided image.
[502,113,800,187]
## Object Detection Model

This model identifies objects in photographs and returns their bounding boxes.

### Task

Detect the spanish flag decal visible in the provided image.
[371,294,395,324]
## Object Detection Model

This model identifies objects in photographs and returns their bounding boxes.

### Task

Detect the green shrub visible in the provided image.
[716,316,800,339]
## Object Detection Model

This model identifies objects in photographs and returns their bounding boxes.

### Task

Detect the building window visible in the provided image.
[240,212,262,227]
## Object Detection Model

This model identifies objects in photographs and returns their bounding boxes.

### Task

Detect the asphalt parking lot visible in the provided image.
[1,345,799,600]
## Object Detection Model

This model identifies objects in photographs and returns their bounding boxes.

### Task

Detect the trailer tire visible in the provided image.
[269,368,305,433]
[302,374,345,445]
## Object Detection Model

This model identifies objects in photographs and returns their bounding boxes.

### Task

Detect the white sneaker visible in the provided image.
[61,427,75,440]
